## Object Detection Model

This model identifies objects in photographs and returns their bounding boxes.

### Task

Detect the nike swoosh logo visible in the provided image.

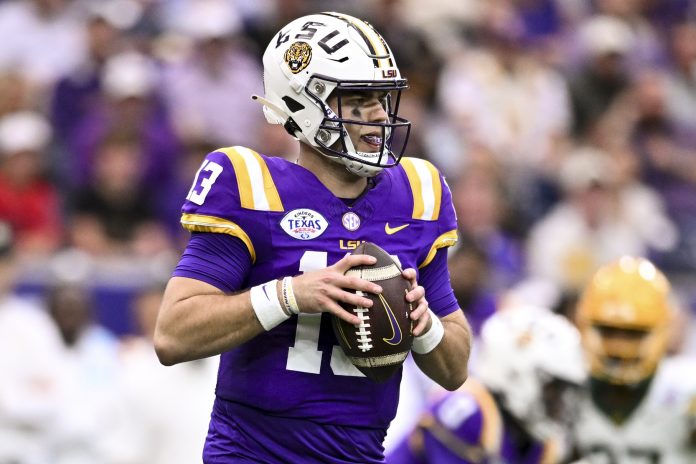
[379,294,403,345]
[385,223,409,235]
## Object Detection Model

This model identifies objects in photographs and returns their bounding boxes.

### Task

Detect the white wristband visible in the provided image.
[250,280,289,331]
[411,309,444,354]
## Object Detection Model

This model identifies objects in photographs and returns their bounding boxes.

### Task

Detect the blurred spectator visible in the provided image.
[0,71,33,118]
[447,238,496,337]
[0,111,63,255]
[0,0,86,93]
[568,15,634,139]
[70,50,180,192]
[438,2,571,171]
[437,3,571,229]
[110,284,217,464]
[369,0,443,107]
[0,223,67,463]
[46,282,121,464]
[162,0,265,147]
[451,164,525,291]
[47,282,118,362]
[70,131,171,257]
[526,146,669,291]
[603,69,696,272]
[664,21,696,132]
[593,0,664,69]
[51,7,124,150]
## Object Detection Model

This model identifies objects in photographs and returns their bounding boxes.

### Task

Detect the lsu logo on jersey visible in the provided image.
[281,209,327,240]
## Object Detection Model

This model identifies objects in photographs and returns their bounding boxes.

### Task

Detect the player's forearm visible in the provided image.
[413,311,471,391]
[154,278,264,365]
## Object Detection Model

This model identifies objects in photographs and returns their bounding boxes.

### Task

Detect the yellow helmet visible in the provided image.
[576,256,672,385]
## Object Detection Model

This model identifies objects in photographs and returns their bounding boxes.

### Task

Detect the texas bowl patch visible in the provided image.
[281,209,328,240]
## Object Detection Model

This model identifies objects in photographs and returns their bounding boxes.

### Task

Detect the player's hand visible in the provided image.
[291,254,382,325]
[402,268,431,336]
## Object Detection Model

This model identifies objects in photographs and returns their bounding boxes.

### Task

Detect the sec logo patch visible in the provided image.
[281,209,328,240]
[342,212,361,231]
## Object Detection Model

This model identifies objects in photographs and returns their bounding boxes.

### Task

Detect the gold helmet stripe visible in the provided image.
[321,12,391,68]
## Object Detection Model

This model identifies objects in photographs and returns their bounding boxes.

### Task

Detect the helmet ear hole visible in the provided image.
[282,96,305,113]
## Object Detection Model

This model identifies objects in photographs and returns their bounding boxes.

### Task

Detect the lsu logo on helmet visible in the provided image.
[284,42,312,74]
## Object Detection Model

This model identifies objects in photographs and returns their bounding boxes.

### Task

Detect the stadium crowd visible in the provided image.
[1,0,696,462]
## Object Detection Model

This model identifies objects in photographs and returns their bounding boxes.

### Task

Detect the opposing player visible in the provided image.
[573,256,696,463]
[154,12,471,463]
[387,305,587,464]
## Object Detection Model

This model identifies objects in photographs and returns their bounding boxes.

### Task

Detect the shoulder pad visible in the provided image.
[180,146,284,263]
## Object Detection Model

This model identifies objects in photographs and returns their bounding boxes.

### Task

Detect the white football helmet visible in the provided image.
[474,306,587,443]
[254,12,411,177]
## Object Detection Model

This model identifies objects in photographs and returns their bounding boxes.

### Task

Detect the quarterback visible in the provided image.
[154,12,471,463]
[573,257,696,464]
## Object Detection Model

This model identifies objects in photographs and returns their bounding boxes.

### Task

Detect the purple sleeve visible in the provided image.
[419,248,460,318]
[173,232,252,293]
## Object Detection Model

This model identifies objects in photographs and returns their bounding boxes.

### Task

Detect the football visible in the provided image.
[332,242,413,382]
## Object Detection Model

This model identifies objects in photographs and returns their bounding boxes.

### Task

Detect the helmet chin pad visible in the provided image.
[341,155,384,177]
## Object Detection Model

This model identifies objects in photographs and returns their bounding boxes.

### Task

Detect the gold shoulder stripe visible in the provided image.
[401,157,442,221]
[218,146,283,212]
[419,230,458,269]
[180,213,256,263]
[461,379,503,454]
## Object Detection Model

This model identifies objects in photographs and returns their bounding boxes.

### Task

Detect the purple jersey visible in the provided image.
[179,146,458,431]
[386,380,558,464]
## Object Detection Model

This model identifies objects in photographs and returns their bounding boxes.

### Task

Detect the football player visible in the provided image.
[154,12,472,464]
[573,256,696,463]
[386,305,587,464]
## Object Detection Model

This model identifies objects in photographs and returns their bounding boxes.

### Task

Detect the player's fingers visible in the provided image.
[409,298,428,321]
[332,288,374,309]
[332,254,377,273]
[405,285,425,304]
[401,268,417,287]
[328,303,361,325]
[339,274,382,295]
[411,308,431,337]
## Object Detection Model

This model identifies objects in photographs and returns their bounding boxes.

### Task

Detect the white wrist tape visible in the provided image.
[250,280,289,331]
[281,276,300,315]
[412,309,445,354]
